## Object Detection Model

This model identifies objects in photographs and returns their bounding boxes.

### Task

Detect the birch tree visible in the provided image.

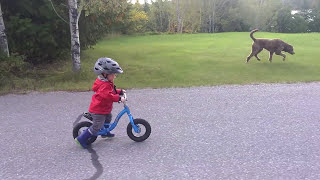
[68,0,81,72]
[67,0,90,72]
[201,0,222,33]
[0,3,9,57]
[175,0,182,33]
[67,0,128,72]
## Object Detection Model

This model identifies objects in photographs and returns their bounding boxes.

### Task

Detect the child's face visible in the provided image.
[107,74,116,82]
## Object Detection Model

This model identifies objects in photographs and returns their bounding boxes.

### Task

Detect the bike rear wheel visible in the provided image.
[73,121,97,145]
[127,119,151,142]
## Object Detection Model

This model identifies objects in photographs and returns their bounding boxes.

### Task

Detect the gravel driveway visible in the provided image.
[1,83,320,180]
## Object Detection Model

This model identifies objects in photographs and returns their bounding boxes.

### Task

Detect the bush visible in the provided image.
[0,53,30,88]
[2,0,71,65]
[2,0,130,65]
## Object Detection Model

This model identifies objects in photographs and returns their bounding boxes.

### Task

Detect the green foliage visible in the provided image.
[0,53,30,88]
[289,14,309,32]
[278,8,308,33]
[121,4,149,34]
[128,9,149,33]
[79,0,129,37]
[303,9,320,32]
[1,0,131,65]
[79,12,118,48]
[75,0,130,49]
[147,0,171,32]
[3,0,70,64]
[81,0,128,16]
[267,7,308,33]
[6,15,69,64]
[216,1,250,32]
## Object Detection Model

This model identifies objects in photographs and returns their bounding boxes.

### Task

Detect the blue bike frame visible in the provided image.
[96,105,140,136]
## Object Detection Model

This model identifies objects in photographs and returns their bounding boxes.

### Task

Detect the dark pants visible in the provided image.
[89,113,112,135]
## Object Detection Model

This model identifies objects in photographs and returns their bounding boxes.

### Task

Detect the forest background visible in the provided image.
[1,0,320,93]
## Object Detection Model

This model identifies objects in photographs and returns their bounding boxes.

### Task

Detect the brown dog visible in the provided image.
[246,29,295,63]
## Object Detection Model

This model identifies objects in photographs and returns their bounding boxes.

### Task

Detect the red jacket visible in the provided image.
[89,78,122,114]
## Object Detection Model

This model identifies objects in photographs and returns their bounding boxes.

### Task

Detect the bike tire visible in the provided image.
[127,119,151,142]
[73,121,97,145]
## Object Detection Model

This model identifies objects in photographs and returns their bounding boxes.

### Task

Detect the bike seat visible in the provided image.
[83,112,93,121]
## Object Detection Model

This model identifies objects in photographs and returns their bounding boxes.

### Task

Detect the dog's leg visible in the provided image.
[247,44,260,63]
[254,48,263,61]
[269,51,274,63]
[246,52,254,63]
[275,50,286,61]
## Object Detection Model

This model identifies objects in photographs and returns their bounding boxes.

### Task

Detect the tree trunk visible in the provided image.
[180,20,183,33]
[168,17,171,32]
[68,0,81,72]
[211,0,216,33]
[176,0,181,33]
[199,6,202,32]
[0,3,9,57]
[159,1,163,31]
[212,7,215,33]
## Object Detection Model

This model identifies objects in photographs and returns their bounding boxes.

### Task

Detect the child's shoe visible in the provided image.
[75,129,92,148]
[101,124,115,138]
[101,132,115,138]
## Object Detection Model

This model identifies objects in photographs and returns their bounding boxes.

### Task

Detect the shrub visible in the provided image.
[0,53,30,88]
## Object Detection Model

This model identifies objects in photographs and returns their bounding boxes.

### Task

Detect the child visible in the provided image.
[75,57,126,148]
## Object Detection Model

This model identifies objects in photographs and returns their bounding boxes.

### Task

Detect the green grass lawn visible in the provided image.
[2,32,320,94]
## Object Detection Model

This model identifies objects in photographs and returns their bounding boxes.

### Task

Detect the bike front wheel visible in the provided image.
[127,118,151,142]
[73,121,97,145]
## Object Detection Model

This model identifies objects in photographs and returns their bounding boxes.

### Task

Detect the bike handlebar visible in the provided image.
[121,93,127,106]
[123,93,127,101]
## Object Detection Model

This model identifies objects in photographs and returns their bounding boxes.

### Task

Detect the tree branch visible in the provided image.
[48,0,68,24]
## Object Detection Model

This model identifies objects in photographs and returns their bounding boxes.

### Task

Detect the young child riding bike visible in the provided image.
[75,57,126,149]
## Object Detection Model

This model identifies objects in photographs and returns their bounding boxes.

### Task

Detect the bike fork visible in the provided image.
[128,114,140,133]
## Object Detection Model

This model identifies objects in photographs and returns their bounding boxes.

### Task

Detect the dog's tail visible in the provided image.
[250,29,259,42]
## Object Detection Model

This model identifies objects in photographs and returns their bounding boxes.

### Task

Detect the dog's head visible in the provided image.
[284,44,295,55]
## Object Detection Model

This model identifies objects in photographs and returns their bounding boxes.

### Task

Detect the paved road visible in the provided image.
[1,83,320,180]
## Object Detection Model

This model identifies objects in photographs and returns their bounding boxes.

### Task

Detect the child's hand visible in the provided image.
[120,89,126,95]
[120,97,126,102]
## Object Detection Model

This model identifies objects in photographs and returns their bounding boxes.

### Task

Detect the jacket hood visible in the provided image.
[92,78,112,92]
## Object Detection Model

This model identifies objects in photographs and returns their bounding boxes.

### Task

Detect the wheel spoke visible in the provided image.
[127,119,151,142]
[132,124,146,137]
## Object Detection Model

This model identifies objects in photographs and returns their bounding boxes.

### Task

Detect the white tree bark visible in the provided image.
[68,0,81,72]
[211,0,215,33]
[0,3,9,57]
[199,6,202,31]
[176,0,182,33]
